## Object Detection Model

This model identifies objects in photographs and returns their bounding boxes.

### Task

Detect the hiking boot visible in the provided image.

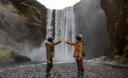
[77,72,80,78]
[46,74,52,78]
[79,73,84,78]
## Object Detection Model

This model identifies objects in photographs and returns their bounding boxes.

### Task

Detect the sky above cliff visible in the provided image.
[37,0,81,9]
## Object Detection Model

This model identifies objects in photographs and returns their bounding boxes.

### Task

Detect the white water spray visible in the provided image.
[54,7,76,61]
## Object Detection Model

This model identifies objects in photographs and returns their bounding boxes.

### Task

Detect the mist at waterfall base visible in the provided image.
[21,0,108,61]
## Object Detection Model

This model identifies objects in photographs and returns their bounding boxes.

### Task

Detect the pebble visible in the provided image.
[0,61,128,78]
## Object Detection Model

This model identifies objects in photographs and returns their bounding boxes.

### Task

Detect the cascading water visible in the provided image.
[46,9,53,38]
[46,7,76,61]
[54,7,75,61]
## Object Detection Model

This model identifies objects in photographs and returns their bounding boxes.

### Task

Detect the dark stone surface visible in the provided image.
[14,55,31,62]
[10,51,31,62]
[100,0,128,56]
[0,0,47,52]
[0,59,128,78]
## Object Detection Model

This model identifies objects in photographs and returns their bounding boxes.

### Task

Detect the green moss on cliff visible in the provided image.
[100,0,128,57]
[0,44,12,60]
[0,0,47,49]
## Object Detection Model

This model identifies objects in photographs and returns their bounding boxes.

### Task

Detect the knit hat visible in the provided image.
[47,37,53,42]
[76,34,83,40]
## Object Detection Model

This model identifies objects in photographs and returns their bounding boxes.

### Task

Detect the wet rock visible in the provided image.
[0,0,47,53]
[10,51,19,59]
[10,51,31,62]
[120,58,128,64]
[114,55,121,60]
[100,0,128,56]
[14,55,31,62]
[122,35,128,59]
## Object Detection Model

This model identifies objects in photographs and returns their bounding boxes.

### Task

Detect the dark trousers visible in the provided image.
[46,58,53,73]
[76,59,84,73]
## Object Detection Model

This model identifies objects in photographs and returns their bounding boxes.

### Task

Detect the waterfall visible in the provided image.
[24,0,107,61]
[54,7,75,61]
[46,7,76,61]
[46,9,53,38]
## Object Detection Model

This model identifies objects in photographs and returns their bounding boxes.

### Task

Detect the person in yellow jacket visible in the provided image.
[45,37,62,78]
[64,34,84,78]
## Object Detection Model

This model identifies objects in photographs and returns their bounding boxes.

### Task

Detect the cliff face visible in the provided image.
[0,0,47,52]
[74,0,108,59]
[100,0,128,58]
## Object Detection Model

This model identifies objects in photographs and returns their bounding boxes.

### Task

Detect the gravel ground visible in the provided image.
[0,58,128,78]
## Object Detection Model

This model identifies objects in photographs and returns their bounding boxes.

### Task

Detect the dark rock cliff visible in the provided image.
[0,0,47,52]
[100,0,128,58]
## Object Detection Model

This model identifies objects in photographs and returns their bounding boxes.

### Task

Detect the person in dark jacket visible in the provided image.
[45,37,62,78]
[64,34,84,78]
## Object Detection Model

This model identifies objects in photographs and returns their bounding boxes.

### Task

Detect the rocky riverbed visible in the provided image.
[0,57,128,78]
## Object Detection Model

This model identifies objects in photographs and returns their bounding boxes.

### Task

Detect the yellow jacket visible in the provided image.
[66,41,84,59]
[45,40,61,61]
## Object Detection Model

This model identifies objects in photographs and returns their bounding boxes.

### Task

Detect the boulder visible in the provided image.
[10,51,31,62]
[14,55,31,62]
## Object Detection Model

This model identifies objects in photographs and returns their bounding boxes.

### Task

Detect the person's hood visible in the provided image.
[45,40,52,46]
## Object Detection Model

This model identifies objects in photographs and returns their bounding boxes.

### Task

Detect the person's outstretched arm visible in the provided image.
[64,40,75,46]
[54,39,64,45]
[54,41,62,45]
